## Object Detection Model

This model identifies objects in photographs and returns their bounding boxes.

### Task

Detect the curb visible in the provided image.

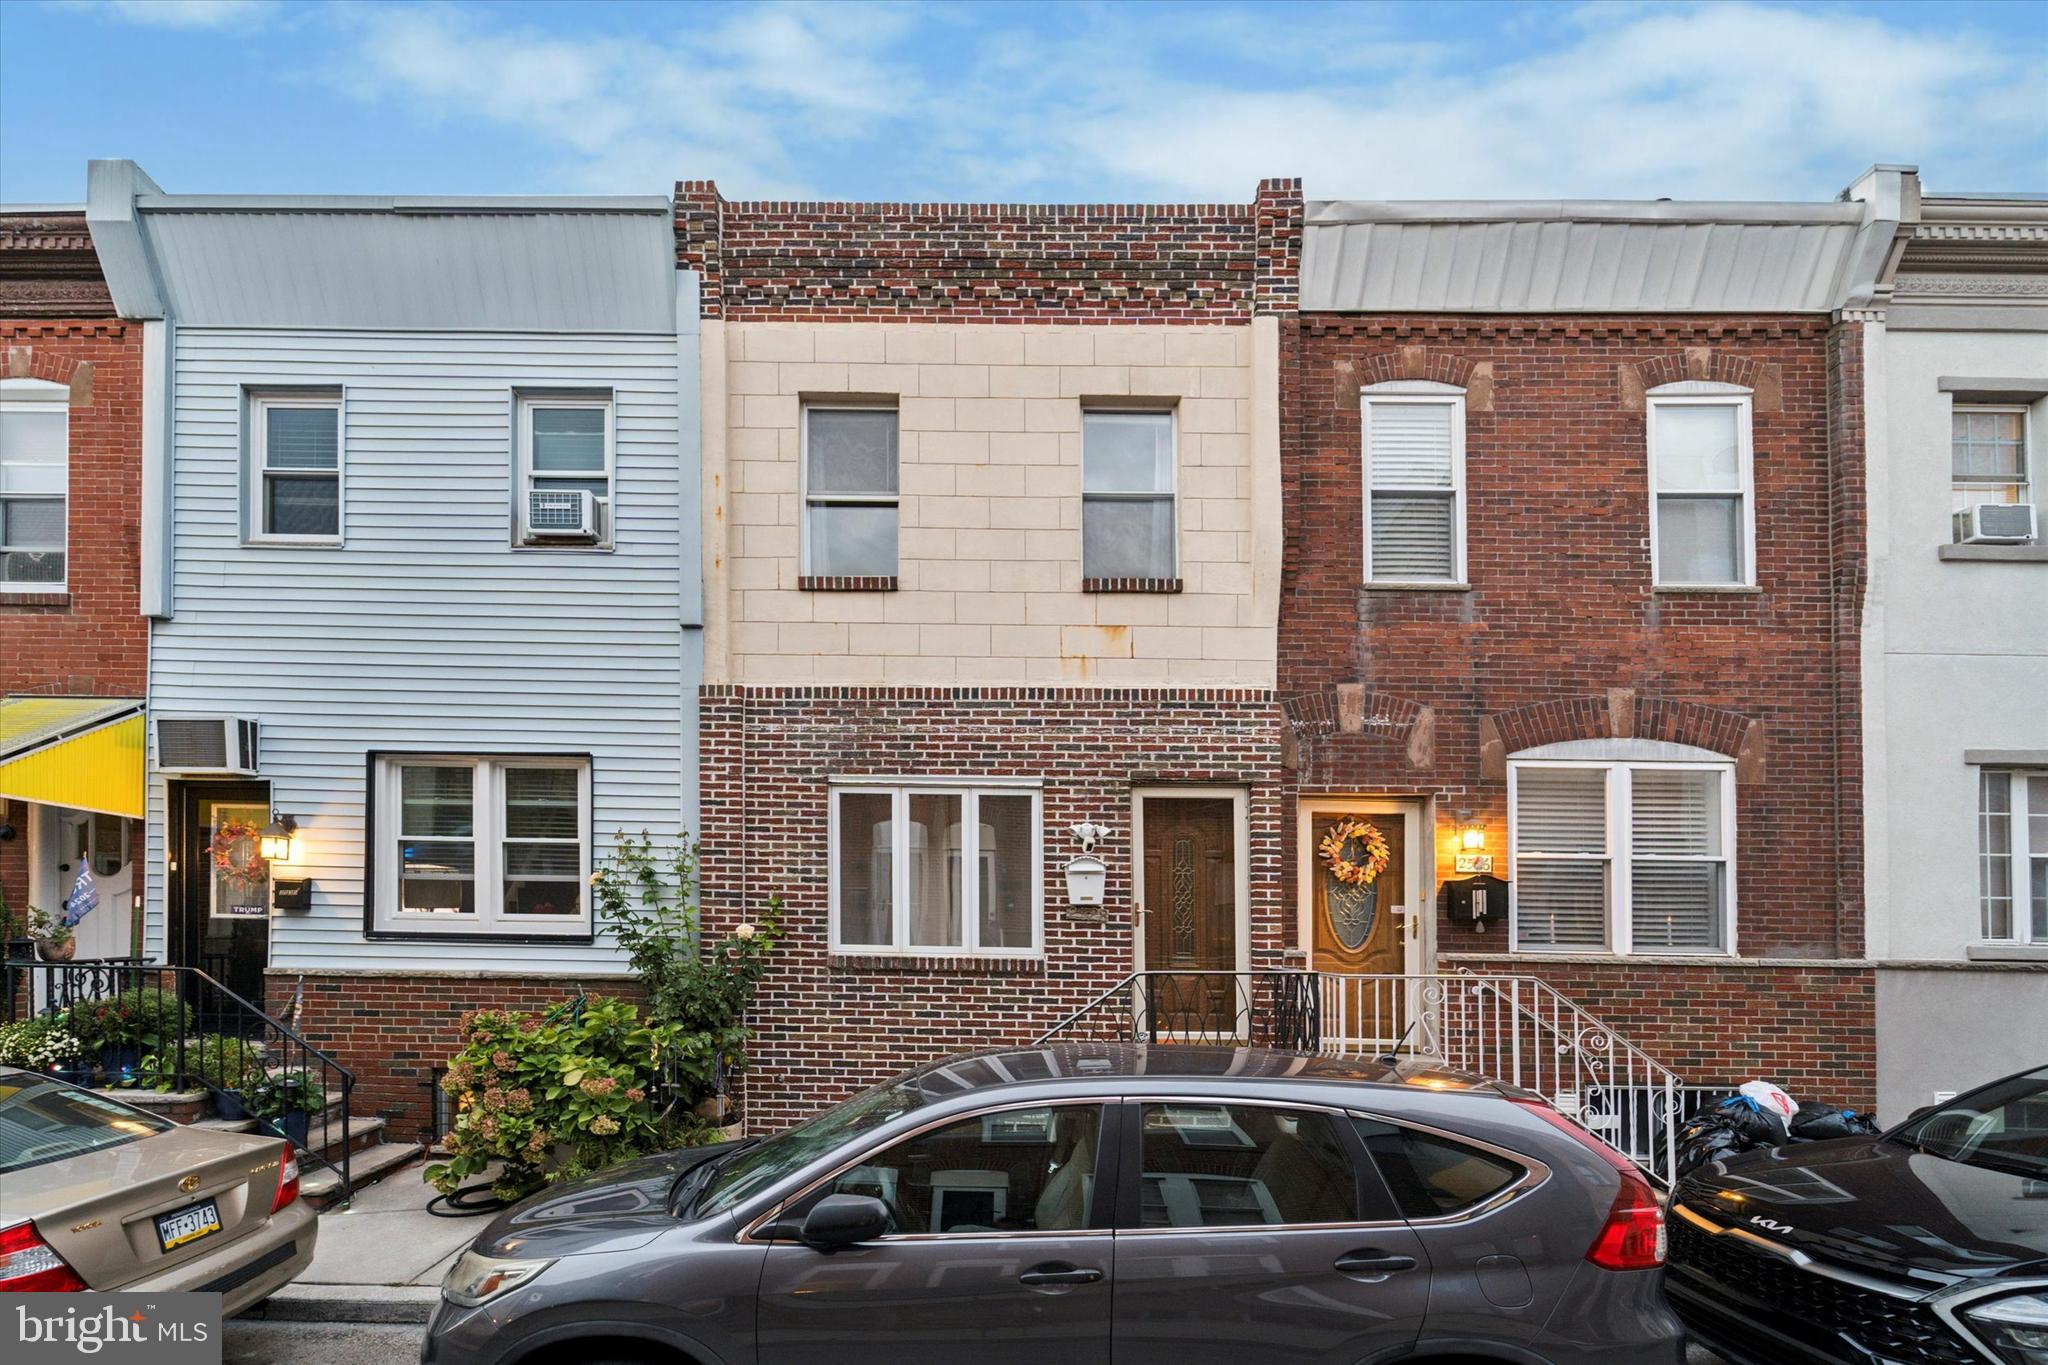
[257,1283,440,1325]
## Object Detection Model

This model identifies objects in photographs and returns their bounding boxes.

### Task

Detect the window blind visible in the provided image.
[1368,404,1455,487]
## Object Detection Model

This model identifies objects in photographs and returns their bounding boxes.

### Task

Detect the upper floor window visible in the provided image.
[1952,405,2035,543]
[1979,769,2046,944]
[250,393,341,543]
[1510,743,1736,956]
[1082,409,1177,582]
[803,405,898,579]
[0,378,69,588]
[518,393,612,547]
[1646,387,1755,587]
[370,754,591,937]
[1363,384,1465,584]
[831,782,1039,957]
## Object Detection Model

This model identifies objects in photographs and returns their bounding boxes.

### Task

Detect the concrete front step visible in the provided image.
[259,1283,441,1324]
[302,1141,424,1210]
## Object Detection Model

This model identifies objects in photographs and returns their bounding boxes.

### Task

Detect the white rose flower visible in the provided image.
[734,923,756,941]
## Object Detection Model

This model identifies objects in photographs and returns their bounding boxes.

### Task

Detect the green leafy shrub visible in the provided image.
[0,1017,87,1069]
[68,987,195,1052]
[426,996,691,1201]
[246,1068,317,1120]
[125,1033,266,1093]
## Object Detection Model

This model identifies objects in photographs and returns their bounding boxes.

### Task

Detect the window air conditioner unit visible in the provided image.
[155,716,261,776]
[524,489,598,542]
[1954,503,2037,544]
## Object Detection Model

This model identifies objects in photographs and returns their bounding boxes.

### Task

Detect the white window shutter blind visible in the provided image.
[1630,770,1725,951]
[1514,768,1609,949]
[1369,497,1455,578]
[1517,769,1607,852]
[1368,403,1454,487]
[1515,863,1609,948]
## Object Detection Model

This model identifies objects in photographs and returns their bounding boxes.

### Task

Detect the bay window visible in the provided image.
[370,754,591,936]
[1510,749,1735,955]
[830,782,1041,956]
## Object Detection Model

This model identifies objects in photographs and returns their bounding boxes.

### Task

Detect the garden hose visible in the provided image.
[426,1182,511,1218]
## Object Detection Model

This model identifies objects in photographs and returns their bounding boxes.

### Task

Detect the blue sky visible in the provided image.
[3,0,2043,205]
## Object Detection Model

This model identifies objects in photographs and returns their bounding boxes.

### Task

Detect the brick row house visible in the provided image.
[683,182,1301,1127]
[0,204,148,965]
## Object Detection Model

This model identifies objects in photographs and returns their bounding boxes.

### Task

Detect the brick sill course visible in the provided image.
[828,953,1045,975]
[1082,577,1182,594]
[799,575,899,592]
[0,591,70,608]
[1361,581,1469,593]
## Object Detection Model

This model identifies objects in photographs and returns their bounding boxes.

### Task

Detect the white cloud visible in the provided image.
[312,0,2039,201]
[67,0,275,29]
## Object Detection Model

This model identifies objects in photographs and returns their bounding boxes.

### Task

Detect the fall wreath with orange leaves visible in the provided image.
[209,818,270,890]
[1318,818,1391,887]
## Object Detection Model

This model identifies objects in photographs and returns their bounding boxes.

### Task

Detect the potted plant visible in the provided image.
[247,1069,317,1148]
[191,1035,264,1117]
[24,1021,90,1083]
[26,906,73,963]
[70,987,195,1084]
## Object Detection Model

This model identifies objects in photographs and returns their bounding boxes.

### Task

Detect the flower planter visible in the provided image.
[97,1045,142,1080]
[270,1109,311,1150]
[35,938,75,963]
[214,1089,252,1121]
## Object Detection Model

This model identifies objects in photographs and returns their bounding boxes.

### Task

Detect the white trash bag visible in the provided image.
[1738,1080,1799,1125]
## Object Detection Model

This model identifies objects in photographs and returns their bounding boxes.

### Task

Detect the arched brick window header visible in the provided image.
[1481,691,1765,782]
[1623,349,1782,413]
[4,345,95,406]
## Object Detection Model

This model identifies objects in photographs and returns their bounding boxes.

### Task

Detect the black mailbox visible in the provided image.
[272,878,313,912]
[1439,873,1509,933]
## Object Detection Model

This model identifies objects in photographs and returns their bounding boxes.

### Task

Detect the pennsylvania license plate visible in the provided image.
[156,1199,222,1252]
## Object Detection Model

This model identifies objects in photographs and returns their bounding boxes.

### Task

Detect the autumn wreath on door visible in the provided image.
[1318,818,1391,951]
[209,818,271,891]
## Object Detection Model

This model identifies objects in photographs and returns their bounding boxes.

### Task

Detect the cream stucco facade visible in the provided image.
[699,320,1281,686]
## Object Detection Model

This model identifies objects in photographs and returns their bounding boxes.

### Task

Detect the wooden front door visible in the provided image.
[1141,797,1238,1038]
[1309,809,1410,1044]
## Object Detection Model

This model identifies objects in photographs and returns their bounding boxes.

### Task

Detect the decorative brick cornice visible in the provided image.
[798,575,897,592]
[1081,576,1181,594]
[0,212,115,319]
[1304,315,1829,341]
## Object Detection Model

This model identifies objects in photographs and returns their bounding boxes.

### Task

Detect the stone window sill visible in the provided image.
[800,575,899,592]
[828,953,1044,975]
[1361,581,1470,593]
[1083,577,1181,594]
[1653,584,1763,595]
[1938,543,2048,563]
[1966,943,2048,963]
[0,590,70,608]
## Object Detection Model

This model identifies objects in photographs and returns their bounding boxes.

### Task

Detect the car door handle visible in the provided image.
[1334,1251,1418,1277]
[1018,1262,1104,1286]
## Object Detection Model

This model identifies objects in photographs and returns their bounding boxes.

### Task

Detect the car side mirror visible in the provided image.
[801,1194,892,1250]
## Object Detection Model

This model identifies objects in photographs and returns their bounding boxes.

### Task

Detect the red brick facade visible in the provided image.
[1278,312,1875,1106]
[0,214,146,928]
[698,686,1286,1129]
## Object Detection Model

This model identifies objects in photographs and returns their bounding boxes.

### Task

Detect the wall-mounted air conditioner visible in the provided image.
[524,488,599,542]
[155,716,260,775]
[1954,503,2037,544]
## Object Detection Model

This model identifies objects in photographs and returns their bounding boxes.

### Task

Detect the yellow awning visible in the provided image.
[0,697,146,819]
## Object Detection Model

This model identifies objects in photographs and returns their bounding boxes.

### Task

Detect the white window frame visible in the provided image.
[1081,407,1179,581]
[1361,382,1466,585]
[371,754,592,937]
[1508,755,1738,956]
[800,402,900,578]
[516,392,615,549]
[1978,768,2046,945]
[248,392,344,546]
[1950,403,2034,539]
[828,781,1043,958]
[0,377,70,591]
[1645,385,1756,588]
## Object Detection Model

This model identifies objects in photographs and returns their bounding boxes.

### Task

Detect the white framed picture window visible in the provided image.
[249,392,343,544]
[1509,754,1736,956]
[802,404,900,579]
[370,754,592,937]
[517,393,614,547]
[1646,385,1755,587]
[1362,383,1465,584]
[830,782,1042,957]
[1978,768,2047,944]
[0,377,70,588]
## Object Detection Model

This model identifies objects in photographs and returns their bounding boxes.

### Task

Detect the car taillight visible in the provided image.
[1510,1096,1667,1271]
[271,1145,301,1214]
[0,1219,88,1292]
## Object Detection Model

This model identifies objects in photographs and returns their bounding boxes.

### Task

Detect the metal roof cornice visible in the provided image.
[133,194,673,215]
[1306,199,1865,227]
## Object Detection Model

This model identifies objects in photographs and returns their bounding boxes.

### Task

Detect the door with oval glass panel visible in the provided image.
[1305,802,1425,1051]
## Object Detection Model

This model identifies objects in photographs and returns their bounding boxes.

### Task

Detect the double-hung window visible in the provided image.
[1362,383,1465,583]
[371,754,591,936]
[831,783,1040,956]
[517,393,613,546]
[1952,406,2034,541]
[1979,769,2047,944]
[1647,386,1755,587]
[250,393,342,542]
[0,378,69,587]
[1082,409,1177,582]
[803,405,899,579]
[1510,751,1735,955]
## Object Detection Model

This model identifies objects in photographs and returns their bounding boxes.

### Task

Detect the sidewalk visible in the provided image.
[257,1163,479,1325]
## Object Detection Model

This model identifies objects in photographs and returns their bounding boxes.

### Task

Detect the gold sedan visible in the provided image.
[0,1067,316,1315]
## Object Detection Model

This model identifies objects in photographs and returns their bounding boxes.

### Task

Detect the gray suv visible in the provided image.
[423,1044,1685,1364]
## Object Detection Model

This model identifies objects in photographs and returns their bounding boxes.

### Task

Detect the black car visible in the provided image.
[1668,1063,2048,1365]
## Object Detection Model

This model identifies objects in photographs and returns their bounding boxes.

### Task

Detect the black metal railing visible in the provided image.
[3,954,355,1205]
[1037,970,1324,1053]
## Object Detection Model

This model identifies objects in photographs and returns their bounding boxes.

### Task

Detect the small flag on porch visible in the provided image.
[63,866,100,927]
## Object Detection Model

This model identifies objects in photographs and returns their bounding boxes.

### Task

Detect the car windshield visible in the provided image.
[0,1074,172,1174]
[695,1077,928,1217]
[1887,1067,2048,1180]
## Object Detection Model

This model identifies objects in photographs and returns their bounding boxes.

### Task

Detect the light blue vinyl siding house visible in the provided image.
[86,163,699,1084]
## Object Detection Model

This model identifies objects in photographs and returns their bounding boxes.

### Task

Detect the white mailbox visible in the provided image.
[1064,854,1107,908]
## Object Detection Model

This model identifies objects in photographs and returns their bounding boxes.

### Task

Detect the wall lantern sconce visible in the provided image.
[1064,821,1109,908]
[1453,810,1493,874]
[259,811,298,863]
